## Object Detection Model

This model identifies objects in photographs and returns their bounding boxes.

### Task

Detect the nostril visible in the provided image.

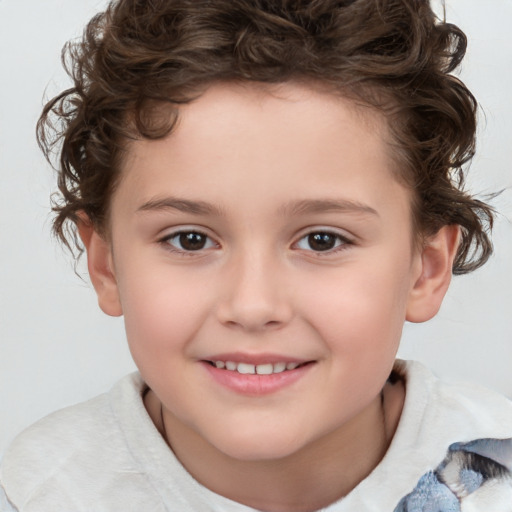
[215,290,293,331]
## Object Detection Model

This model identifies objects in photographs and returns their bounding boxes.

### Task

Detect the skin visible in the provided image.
[81,82,459,512]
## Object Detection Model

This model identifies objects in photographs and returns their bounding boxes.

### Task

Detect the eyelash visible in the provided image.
[160,230,217,255]
[294,231,353,255]
[159,229,354,256]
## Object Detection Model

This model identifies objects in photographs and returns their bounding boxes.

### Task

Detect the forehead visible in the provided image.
[168,81,389,151]
[122,81,393,174]
[115,81,410,224]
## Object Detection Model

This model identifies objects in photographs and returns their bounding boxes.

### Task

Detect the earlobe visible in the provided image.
[406,225,460,323]
[77,216,123,317]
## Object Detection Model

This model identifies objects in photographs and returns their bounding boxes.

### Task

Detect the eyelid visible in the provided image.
[292,227,355,254]
[159,226,220,254]
[156,225,355,256]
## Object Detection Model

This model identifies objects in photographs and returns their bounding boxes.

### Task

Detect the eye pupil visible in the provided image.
[180,232,206,251]
[308,233,336,251]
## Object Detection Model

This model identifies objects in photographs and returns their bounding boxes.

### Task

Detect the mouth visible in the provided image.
[203,360,314,375]
[201,355,316,394]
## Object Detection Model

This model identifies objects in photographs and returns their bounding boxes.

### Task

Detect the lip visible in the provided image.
[203,352,308,365]
[200,354,315,395]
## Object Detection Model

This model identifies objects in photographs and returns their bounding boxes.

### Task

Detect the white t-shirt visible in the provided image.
[1,360,512,511]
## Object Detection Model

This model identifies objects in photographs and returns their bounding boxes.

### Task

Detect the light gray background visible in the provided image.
[1,0,511,455]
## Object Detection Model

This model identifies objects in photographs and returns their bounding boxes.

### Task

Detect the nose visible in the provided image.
[216,248,293,332]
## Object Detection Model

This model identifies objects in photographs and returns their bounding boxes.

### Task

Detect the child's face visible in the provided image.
[97,82,428,460]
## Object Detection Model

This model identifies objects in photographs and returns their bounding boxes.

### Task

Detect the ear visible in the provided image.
[406,225,460,323]
[77,215,123,317]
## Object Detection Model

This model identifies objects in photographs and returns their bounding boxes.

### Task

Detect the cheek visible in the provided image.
[301,261,410,405]
[117,265,209,369]
[298,255,413,349]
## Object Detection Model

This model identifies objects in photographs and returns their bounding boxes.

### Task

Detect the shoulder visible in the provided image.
[0,373,158,511]
[399,359,512,438]
[390,361,512,511]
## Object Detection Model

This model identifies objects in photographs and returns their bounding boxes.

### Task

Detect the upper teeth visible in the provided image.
[213,361,300,375]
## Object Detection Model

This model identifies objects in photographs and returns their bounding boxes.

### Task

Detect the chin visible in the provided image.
[209,427,310,462]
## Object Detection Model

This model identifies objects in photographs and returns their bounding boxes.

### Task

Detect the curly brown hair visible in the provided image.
[37,0,494,274]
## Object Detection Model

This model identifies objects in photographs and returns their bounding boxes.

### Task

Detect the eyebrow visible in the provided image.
[136,197,225,216]
[136,196,379,218]
[278,199,379,217]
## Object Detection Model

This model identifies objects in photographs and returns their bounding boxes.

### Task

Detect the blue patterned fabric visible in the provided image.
[394,438,512,511]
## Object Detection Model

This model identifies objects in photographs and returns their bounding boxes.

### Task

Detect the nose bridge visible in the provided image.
[217,243,292,330]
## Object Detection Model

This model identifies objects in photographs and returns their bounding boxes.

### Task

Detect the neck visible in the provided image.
[145,379,404,512]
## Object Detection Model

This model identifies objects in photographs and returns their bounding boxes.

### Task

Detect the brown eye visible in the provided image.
[296,231,349,252]
[180,232,207,250]
[165,231,215,251]
[308,233,337,251]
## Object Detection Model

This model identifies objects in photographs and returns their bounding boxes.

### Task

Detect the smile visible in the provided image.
[202,357,315,395]
[206,360,307,375]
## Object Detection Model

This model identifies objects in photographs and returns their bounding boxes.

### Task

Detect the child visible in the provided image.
[1,0,511,510]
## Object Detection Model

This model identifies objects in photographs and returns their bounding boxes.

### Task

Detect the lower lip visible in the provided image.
[201,362,314,395]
